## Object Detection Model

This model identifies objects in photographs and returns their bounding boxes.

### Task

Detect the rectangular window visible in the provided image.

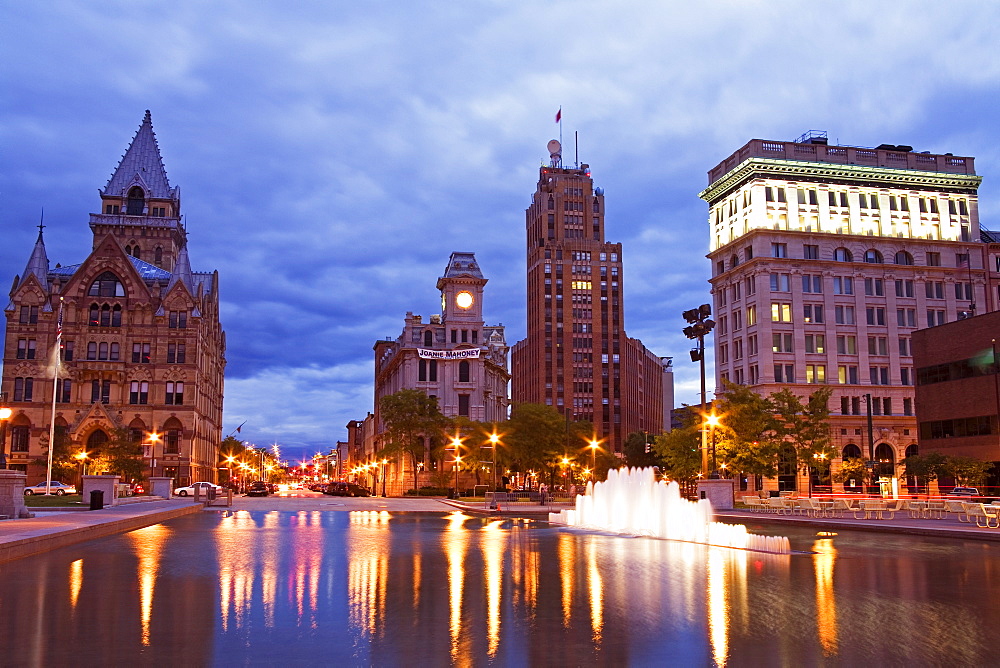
[900,367,912,385]
[954,282,973,301]
[733,338,744,360]
[864,278,884,297]
[771,243,787,258]
[771,303,791,322]
[926,252,941,267]
[19,306,38,324]
[458,394,470,417]
[774,364,794,383]
[836,335,857,355]
[896,308,916,328]
[838,365,859,384]
[805,364,826,384]
[802,275,822,293]
[927,309,946,327]
[744,276,755,295]
[805,334,825,354]
[132,342,151,363]
[899,337,911,356]
[769,273,790,291]
[167,343,186,364]
[903,398,913,416]
[866,307,886,326]
[883,398,892,416]
[166,381,184,406]
[732,309,743,331]
[869,366,890,385]
[58,379,72,403]
[833,276,853,295]
[16,339,37,360]
[772,333,793,353]
[925,281,944,299]
[867,336,889,356]
[13,377,33,402]
[835,305,855,325]
[895,279,914,298]
[168,311,188,329]
[803,304,824,323]
[165,429,180,454]
[748,335,758,356]
[61,341,74,361]
[129,381,149,405]
[804,244,819,259]
[746,305,757,326]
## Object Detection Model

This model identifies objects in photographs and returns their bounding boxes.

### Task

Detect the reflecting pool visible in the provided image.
[1,510,999,666]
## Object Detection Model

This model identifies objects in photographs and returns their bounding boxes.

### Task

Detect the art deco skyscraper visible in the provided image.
[511,141,669,454]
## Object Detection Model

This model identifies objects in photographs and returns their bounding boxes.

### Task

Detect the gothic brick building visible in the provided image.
[2,111,226,485]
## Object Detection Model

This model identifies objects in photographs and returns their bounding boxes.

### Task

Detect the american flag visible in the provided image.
[55,303,63,338]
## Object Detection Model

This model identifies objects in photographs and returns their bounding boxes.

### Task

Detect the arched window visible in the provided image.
[874,443,895,477]
[125,245,132,256]
[110,342,120,361]
[423,331,433,347]
[98,342,109,360]
[112,305,122,327]
[459,361,470,383]
[89,304,100,327]
[834,247,853,262]
[87,341,97,360]
[88,272,125,297]
[154,247,163,264]
[126,186,145,215]
[864,249,884,264]
[87,429,109,457]
[163,418,183,454]
[10,424,30,452]
[100,304,111,327]
[895,250,914,265]
[842,443,863,460]
[592,199,600,213]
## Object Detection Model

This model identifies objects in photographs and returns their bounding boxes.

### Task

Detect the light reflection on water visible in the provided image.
[1,510,1000,665]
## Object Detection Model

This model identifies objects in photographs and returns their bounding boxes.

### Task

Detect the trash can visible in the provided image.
[89,490,105,510]
[207,487,217,501]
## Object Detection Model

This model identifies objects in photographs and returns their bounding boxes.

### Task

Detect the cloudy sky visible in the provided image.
[3,1,1000,462]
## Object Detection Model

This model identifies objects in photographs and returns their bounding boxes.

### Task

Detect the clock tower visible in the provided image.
[438,252,486,324]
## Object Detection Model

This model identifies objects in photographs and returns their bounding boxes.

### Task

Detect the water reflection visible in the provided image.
[2,513,1000,665]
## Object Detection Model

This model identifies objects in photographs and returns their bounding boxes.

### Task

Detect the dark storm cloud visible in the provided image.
[3,0,1000,459]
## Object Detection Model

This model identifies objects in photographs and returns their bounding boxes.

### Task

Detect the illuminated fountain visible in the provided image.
[549,467,791,554]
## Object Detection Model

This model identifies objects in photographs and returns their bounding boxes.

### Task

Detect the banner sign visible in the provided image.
[418,348,481,360]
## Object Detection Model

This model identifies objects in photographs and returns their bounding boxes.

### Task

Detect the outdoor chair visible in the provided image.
[797,498,822,517]
[963,503,999,528]
[766,497,789,515]
[944,500,970,522]
[829,499,853,518]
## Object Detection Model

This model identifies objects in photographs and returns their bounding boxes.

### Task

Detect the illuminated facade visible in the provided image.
[371,252,509,493]
[511,142,669,454]
[701,134,985,490]
[2,111,226,485]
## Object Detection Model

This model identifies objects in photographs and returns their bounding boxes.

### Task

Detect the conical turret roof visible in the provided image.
[168,243,194,293]
[101,110,176,199]
[21,226,49,290]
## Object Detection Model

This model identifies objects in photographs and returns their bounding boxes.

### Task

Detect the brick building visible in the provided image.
[511,140,670,455]
[2,111,226,485]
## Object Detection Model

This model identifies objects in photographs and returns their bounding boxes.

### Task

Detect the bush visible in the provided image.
[404,486,449,497]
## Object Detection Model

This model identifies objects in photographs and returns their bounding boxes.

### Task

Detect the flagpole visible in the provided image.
[45,297,64,494]
[558,106,563,167]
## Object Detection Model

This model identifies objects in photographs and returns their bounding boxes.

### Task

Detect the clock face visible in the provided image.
[455,291,474,309]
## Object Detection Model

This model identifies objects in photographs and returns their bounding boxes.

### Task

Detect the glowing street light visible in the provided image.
[589,438,600,477]
[705,412,721,479]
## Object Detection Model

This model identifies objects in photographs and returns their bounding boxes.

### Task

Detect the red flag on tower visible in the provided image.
[555,107,561,123]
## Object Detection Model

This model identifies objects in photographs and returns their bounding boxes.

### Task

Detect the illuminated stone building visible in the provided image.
[371,252,509,493]
[702,133,985,491]
[511,141,669,455]
[2,111,226,485]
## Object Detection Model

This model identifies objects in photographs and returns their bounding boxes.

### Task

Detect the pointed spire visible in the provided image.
[101,110,176,199]
[20,223,50,290]
[168,243,193,293]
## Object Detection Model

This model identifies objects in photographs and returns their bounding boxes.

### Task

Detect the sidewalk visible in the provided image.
[0,499,201,564]
[716,507,1000,542]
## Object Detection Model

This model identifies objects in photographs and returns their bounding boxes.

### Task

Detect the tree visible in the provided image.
[103,428,145,482]
[623,431,661,470]
[946,456,993,488]
[35,427,76,482]
[652,411,701,483]
[771,387,834,483]
[834,458,867,488]
[378,389,449,490]
[712,382,782,481]
[902,452,948,491]
[506,403,567,479]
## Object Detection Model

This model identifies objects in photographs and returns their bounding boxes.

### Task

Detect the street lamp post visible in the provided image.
[589,438,599,478]
[381,459,387,496]
[145,431,161,479]
[706,413,720,479]
[683,305,716,477]
[0,394,11,470]
[487,431,500,491]
[74,450,89,487]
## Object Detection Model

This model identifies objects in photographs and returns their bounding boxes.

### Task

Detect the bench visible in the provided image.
[963,503,999,528]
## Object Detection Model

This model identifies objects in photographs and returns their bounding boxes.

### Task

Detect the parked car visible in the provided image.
[323,482,371,497]
[23,481,77,496]
[948,487,980,497]
[246,481,270,497]
[174,481,221,497]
